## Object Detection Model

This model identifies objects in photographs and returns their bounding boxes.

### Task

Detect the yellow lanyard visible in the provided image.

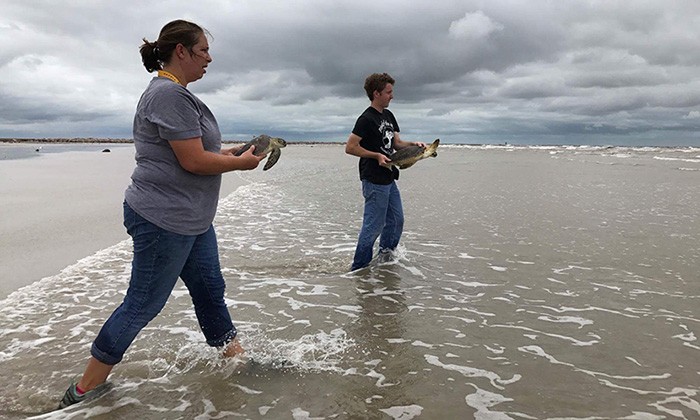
[157,70,182,85]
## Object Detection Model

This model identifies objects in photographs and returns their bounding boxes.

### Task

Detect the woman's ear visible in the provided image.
[175,43,186,59]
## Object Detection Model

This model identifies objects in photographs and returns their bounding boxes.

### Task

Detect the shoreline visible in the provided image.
[0,145,250,300]
[2,138,697,149]
[0,138,348,146]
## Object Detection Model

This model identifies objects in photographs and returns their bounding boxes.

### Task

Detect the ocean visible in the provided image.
[0,143,124,161]
[0,144,698,419]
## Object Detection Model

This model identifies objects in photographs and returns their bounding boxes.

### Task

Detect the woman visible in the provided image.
[58,19,264,409]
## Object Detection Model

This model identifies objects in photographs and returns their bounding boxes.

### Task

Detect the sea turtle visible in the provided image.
[234,134,287,171]
[387,138,439,170]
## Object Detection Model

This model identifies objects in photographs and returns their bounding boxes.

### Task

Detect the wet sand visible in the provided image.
[1,144,698,418]
[0,144,247,299]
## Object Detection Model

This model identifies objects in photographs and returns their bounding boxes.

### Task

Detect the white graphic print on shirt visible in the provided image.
[378,119,395,154]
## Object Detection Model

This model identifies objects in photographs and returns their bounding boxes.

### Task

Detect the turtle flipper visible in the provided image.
[263,148,281,171]
[398,161,416,169]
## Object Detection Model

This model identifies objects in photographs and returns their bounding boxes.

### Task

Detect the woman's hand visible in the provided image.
[170,138,265,174]
[235,145,265,170]
[221,145,243,156]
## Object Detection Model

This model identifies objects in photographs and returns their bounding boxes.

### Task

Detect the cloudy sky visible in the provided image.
[2,0,700,146]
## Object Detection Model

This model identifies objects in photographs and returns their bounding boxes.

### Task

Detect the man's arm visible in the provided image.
[393,132,426,150]
[345,133,391,166]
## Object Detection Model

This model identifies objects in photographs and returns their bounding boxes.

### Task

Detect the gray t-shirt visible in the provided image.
[125,77,222,235]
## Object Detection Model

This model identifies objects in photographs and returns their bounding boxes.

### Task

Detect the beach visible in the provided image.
[0,143,698,418]
[0,143,247,299]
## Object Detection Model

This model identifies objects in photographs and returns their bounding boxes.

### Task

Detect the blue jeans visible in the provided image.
[351,180,404,270]
[91,202,236,365]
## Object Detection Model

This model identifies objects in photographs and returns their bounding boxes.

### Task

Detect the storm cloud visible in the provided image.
[1,0,699,145]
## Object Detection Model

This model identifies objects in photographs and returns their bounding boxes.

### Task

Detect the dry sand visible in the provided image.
[0,144,247,299]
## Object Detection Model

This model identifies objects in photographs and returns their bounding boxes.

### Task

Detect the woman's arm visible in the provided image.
[169,138,264,175]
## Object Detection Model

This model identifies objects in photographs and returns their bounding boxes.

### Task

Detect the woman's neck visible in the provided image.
[158,66,186,87]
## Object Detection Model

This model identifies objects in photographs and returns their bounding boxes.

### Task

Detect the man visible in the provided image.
[345,72,426,271]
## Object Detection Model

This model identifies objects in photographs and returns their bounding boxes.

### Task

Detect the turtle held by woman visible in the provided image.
[234,134,287,171]
[387,138,439,170]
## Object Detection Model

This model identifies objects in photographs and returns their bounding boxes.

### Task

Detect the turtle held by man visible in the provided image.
[234,134,287,171]
[387,138,439,170]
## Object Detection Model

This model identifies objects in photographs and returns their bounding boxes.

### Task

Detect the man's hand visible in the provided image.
[377,153,392,167]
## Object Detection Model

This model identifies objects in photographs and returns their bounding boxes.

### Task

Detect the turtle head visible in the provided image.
[426,138,439,157]
[272,137,287,148]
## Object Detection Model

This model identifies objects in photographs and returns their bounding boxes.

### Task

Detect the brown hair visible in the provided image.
[139,20,209,72]
[364,73,395,101]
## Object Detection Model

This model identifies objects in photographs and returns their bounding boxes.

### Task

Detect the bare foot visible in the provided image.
[223,338,245,358]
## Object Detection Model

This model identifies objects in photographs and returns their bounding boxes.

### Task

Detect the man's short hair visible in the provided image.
[364,73,395,101]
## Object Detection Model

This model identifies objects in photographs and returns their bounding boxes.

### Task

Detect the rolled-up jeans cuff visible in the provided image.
[207,327,237,347]
[90,342,121,366]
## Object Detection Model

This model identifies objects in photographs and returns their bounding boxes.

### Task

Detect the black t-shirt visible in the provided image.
[352,107,401,184]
